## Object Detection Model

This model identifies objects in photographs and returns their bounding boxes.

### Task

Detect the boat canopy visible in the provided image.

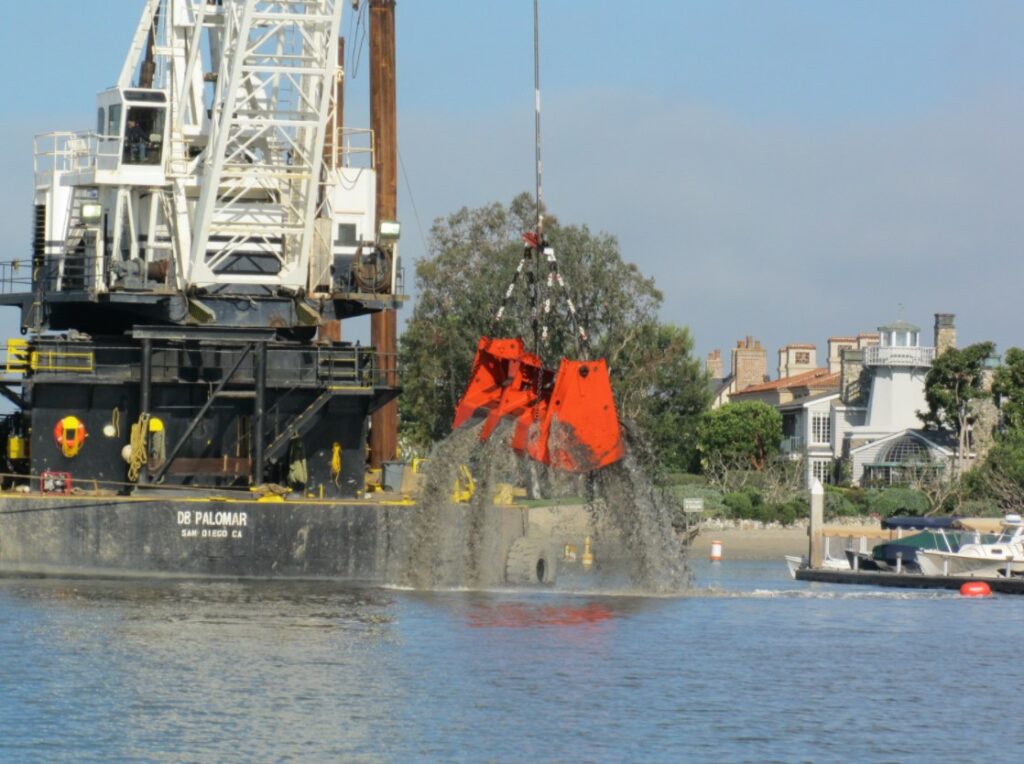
[881,516,959,530]
[872,531,958,565]
[821,526,895,540]
[954,518,1004,534]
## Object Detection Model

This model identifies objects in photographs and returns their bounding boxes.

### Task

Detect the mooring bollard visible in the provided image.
[808,479,824,569]
[582,536,594,568]
[710,540,722,562]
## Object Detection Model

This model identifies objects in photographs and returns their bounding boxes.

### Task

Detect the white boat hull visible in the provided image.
[917,547,1024,578]
[785,553,850,579]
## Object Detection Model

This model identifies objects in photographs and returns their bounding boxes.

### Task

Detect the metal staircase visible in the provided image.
[264,387,337,463]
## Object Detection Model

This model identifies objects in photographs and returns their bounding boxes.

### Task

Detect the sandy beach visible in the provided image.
[528,506,814,562]
[688,525,809,561]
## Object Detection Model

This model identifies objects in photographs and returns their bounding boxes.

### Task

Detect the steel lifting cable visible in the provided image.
[490,1,592,362]
[529,0,588,358]
[536,238,589,356]
[493,251,530,326]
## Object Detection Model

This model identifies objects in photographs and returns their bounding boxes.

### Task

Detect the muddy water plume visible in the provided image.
[396,422,689,594]
[397,424,523,590]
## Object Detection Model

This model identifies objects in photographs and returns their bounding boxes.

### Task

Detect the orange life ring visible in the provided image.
[53,416,88,458]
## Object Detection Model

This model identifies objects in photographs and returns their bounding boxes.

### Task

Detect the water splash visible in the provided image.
[590,450,690,594]
[396,423,690,595]
[397,424,522,590]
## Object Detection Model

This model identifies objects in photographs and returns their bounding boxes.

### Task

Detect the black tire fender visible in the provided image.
[505,537,557,585]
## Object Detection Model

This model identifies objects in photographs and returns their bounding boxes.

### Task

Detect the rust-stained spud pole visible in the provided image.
[369,0,398,467]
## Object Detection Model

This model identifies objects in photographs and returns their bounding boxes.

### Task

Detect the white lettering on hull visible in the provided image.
[176,510,248,527]
[176,510,248,540]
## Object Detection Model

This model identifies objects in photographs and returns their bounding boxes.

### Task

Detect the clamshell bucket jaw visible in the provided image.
[523,359,625,473]
[453,337,625,473]
[452,337,547,432]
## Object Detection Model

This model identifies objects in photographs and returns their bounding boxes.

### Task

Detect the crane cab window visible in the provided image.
[107,104,122,137]
[123,105,165,165]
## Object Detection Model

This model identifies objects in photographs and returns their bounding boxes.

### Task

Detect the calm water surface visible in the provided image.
[1,559,1022,763]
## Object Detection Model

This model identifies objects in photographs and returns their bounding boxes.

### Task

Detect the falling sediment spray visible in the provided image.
[396,422,689,594]
[398,424,522,590]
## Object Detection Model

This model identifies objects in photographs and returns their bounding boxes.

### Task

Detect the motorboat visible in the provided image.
[917,514,1024,578]
[785,552,850,579]
[871,516,964,572]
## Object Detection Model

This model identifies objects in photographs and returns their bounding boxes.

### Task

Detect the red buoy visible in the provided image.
[960,581,992,598]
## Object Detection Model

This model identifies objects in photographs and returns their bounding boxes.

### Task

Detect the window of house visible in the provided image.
[812,459,832,485]
[811,413,831,445]
[795,351,810,364]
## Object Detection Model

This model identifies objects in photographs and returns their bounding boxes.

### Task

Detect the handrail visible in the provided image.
[0,261,34,294]
[323,126,375,170]
[1,338,398,389]
[864,345,935,368]
[34,131,123,183]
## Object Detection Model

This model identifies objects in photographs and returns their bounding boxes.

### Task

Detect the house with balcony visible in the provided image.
[841,318,956,485]
[779,390,841,485]
[708,317,963,488]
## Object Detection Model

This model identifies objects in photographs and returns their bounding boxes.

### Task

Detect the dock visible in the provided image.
[795,567,1024,594]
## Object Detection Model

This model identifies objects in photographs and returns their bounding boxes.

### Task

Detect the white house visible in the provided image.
[835,317,970,486]
[849,430,954,486]
[779,391,840,485]
[770,315,962,488]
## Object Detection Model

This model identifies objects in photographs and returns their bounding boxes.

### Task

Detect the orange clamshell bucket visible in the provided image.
[453,337,625,473]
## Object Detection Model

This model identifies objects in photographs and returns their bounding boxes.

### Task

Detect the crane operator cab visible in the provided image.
[96,88,167,173]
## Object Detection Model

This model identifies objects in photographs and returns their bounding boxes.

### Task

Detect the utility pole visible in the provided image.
[369,0,398,467]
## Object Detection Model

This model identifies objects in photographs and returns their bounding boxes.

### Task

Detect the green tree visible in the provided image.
[920,341,995,476]
[696,401,783,473]
[964,428,1024,513]
[623,323,711,472]
[966,349,1024,512]
[993,347,1024,430]
[398,194,708,466]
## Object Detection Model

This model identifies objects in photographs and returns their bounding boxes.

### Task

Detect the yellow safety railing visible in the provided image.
[5,339,29,373]
[29,349,95,373]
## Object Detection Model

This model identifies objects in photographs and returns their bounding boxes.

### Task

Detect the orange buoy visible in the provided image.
[960,581,992,598]
[710,540,722,562]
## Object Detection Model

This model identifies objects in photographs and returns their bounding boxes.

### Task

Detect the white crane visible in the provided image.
[30,0,391,329]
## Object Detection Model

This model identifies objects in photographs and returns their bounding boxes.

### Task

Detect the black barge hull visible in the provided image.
[0,493,527,582]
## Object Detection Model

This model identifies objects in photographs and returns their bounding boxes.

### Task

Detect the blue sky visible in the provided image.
[2,1,1023,372]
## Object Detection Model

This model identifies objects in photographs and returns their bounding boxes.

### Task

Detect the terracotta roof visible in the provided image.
[733,367,839,395]
[828,336,858,343]
[780,343,816,350]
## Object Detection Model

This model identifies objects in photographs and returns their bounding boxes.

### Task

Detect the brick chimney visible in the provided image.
[839,347,867,405]
[777,343,816,379]
[706,349,724,380]
[934,313,956,356]
[827,337,857,374]
[732,336,767,393]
